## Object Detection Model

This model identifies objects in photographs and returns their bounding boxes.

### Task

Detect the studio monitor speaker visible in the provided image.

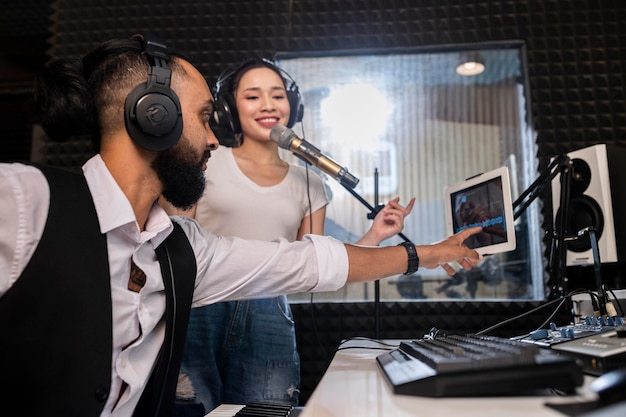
[552,144,626,266]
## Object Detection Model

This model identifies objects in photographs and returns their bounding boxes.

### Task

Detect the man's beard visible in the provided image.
[153,139,209,210]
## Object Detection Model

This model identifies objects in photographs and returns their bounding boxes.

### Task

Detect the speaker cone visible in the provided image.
[555,195,604,253]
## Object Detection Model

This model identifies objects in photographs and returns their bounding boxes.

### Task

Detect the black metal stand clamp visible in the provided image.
[512,154,573,300]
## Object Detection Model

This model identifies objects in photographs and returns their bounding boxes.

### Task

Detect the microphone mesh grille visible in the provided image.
[269,125,294,149]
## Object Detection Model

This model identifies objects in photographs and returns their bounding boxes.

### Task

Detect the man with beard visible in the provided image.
[0,34,482,417]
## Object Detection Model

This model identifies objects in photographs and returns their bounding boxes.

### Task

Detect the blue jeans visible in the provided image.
[173,296,300,416]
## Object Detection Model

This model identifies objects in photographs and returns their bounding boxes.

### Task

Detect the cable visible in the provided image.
[475,288,593,336]
[535,296,573,331]
[295,121,329,362]
[337,336,399,351]
[304,166,313,234]
[604,285,625,317]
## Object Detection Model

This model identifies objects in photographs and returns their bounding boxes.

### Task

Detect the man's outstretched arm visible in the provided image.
[345,226,483,282]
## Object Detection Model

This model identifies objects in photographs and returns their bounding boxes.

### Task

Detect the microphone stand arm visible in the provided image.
[339,169,414,340]
[512,154,573,299]
[340,181,412,244]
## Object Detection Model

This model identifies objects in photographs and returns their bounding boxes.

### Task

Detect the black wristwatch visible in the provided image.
[398,241,419,275]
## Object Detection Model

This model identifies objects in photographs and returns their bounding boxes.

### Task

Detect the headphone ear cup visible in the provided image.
[125,83,183,151]
[211,92,243,147]
[212,92,241,134]
[286,89,304,128]
[123,34,183,151]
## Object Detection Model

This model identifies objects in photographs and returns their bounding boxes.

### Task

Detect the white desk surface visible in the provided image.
[299,339,600,417]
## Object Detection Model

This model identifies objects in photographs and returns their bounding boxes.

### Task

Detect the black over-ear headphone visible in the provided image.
[211,58,304,146]
[124,34,183,151]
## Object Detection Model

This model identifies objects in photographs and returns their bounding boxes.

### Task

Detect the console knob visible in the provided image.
[530,329,548,340]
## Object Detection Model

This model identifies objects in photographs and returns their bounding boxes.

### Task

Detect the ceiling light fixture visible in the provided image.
[456,53,485,76]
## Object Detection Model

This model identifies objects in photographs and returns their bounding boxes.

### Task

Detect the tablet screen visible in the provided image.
[445,166,516,255]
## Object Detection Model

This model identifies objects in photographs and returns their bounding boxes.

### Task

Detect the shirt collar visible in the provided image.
[82,155,173,247]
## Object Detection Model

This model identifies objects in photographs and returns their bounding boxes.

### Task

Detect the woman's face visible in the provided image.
[234,67,291,142]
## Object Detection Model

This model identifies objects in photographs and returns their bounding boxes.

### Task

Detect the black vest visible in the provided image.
[0,165,196,417]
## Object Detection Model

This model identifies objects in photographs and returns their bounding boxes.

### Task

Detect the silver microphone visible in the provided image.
[270,125,360,189]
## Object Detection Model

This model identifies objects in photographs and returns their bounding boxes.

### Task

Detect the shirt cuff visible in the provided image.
[304,234,349,292]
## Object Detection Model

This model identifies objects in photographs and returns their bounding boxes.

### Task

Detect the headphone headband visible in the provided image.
[141,34,171,63]
[213,58,296,95]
